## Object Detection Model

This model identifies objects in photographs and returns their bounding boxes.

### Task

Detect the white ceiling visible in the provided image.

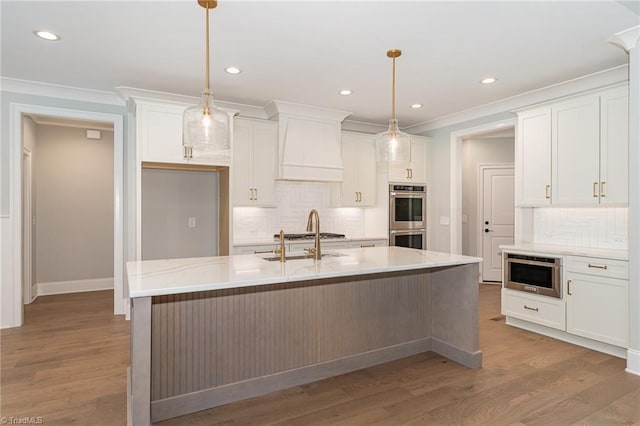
[1,1,638,127]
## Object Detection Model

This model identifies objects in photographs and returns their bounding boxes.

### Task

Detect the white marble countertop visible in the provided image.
[500,243,628,261]
[232,236,389,247]
[127,247,482,298]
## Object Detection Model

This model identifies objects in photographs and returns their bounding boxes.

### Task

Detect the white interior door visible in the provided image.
[481,166,514,282]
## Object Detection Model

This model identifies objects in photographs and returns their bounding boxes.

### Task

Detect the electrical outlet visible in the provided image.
[188,217,196,228]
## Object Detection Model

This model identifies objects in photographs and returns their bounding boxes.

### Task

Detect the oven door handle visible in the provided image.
[507,258,560,268]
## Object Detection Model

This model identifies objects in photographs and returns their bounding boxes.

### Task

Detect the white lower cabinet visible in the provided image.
[233,239,386,255]
[502,289,566,331]
[347,239,387,248]
[566,256,628,348]
[502,252,629,352]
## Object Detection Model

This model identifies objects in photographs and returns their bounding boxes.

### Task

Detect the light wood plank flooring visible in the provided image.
[1,286,639,425]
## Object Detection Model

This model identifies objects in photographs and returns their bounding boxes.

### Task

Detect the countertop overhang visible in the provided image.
[500,243,628,261]
[127,247,482,298]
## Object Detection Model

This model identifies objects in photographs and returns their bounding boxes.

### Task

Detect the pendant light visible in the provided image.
[183,0,229,159]
[376,49,410,164]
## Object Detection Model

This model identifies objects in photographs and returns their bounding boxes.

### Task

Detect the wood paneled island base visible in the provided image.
[127,248,481,424]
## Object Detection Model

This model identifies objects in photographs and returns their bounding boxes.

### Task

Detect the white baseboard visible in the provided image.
[36,277,114,297]
[626,349,640,376]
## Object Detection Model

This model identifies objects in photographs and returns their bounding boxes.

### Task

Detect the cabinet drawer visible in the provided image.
[290,241,348,252]
[348,239,388,248]
[233,244,279,255]
[566,256,628,279]
[502,289,565,330]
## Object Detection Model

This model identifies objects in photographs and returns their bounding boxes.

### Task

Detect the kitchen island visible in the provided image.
[127,247,482,425]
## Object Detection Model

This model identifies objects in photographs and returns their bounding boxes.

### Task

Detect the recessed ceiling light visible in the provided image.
[481,77,497,84]
[410,104,423,109]
[339,90,353,96]
[225,67,241,74]
[33,30,61,41]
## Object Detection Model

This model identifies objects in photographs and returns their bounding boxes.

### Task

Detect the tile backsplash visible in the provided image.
[233,181,366,241]
[532,207,628,250]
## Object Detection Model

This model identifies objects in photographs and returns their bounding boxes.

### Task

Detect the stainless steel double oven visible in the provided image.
[389,184,426,250]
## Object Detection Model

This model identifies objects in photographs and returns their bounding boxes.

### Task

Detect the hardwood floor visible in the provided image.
[2,285,639,425]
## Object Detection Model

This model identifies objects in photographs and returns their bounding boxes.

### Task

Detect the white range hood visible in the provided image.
[265,100,351,182]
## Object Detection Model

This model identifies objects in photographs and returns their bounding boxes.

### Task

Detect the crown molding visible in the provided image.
[609,25,640,52]
[264,100,351,122]
[0,77,125,106]
[342,119,387,134]
[116,86,267,119]
[405,65,629,134]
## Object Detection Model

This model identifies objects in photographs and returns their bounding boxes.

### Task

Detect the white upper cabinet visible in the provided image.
[516,84,628,207]
[137,101,189,164]
[233,117,278,207]
[339,132,376,206]
[388,136,428,183]
[551,95,600,205]
[136,100,232,166]
[599,86,629,205]
[516,107,551,206]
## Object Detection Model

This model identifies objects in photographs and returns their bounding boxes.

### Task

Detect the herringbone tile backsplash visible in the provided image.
[533,207,628,249]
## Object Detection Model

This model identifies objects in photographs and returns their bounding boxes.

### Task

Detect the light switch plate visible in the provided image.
[439,216,450,226]
[188,217,196,228]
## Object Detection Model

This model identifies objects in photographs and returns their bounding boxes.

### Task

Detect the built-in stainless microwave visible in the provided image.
[504,253,562,298]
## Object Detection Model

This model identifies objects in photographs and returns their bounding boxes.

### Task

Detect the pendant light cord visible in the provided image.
[391,56,396,121]
[205,3,210,91]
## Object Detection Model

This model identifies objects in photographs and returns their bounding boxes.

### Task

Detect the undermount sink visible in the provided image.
[260,252,346,262]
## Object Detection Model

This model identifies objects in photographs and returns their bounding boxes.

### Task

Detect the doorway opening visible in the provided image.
[22,115,116,309]
[9,103,124,328]
[451,119,516,283]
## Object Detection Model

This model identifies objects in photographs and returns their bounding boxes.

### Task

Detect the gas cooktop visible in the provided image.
[274,232,346,241]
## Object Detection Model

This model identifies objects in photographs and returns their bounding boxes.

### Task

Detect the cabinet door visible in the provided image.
[600,87,628,205]
[138,103,188,164]
[409,137,427,183]
[357,136,377,206]
[340,133,362,206]
[517,108,551,206]
[551,96,600,205]
[566,273,628,347]
[251,121,278,207]
[232,121,254,205]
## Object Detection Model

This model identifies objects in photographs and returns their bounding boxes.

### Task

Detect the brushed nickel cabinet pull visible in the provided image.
[545,184,550,199]
[567,279,572,295]
[254,249,274,254]
[361,243,375,248]
[355,192,358,202]
[254,188,258,200]
[249,188,254,200]
[600,181,606,197]
[524,305,539,312]
[593,182,598,198]
[588,263,607,270]
[409,168,413,179]
[406,168,410,179]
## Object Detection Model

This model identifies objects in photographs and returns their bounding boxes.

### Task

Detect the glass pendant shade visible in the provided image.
[376,119,410,163]
[183,89,229,158]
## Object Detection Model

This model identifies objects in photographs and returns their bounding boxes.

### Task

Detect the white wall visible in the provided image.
[35,124,114,283]
[423,112,514,253]
[461,137,514,256]
[142,169,219,260]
